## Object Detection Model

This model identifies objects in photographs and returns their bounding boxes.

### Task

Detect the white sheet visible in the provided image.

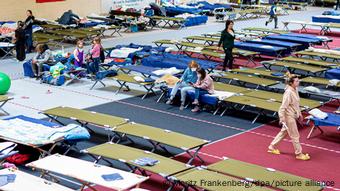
[152,67,181,76]
[27,154,148,191]
[109,47,142,58]
[0,169,73,191]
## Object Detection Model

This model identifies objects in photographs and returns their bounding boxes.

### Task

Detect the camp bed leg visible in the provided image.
[220,107,228,117]
[157,88,167,103]
[186,146,204,165]
[307,125,324,139]
[148,140,171,155]
[142,84,156,99]
[116,81,130,94]
[90,80,106,90]
[91,154,114,167]
[252,113,261,124]
[0,100,10,115]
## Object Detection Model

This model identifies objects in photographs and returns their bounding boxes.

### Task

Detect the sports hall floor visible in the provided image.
[0,6,339,191]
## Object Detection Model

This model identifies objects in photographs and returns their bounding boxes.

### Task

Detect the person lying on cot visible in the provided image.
[166,61,199,110]
[191,68,214,113]
[73,40,85,68]
[268,73,310,161]
[31,44,54,79]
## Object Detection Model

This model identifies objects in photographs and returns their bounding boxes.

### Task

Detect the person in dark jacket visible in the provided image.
[218,20,235,71]
[336,0,340,10]
[24,10,35,53]
[58,10,80,25]
[265,1,278,29]
[14,21,26,61]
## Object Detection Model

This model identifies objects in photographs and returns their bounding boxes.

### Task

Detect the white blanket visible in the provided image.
[152,67,181,76]
[308,108,328,119]
[109,47,142,58]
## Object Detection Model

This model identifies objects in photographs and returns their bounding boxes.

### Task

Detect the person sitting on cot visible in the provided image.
[191,68,214,112]
[166,61,199,110]
[31,44,54,79]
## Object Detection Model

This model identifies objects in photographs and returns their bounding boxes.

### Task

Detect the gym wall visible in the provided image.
[0,0,101,21]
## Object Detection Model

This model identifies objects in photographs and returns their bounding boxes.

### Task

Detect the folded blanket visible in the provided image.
[329,79,340,86]
[308,108,328,120]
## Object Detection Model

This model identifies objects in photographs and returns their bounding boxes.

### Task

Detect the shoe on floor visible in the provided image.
[267,149,280,155]
[166,99,172,105]
[191,106,200,112]
[179,104,185,111]
[296,153,310,161]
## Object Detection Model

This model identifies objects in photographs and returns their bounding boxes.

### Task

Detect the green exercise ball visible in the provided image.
[0,72,11,95]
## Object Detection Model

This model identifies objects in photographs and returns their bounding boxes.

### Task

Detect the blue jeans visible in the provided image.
[194,88,209,100]
[87,57,100,74]
[25,29,33,53]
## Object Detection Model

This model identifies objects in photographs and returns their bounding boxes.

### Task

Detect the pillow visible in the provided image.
[308,109,328,120]
[329,79,340,86]
[133,76,144,82]
[303,86,321,93]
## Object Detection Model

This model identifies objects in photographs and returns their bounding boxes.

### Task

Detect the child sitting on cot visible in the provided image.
[191,68,214,113]
[73,40,85,68]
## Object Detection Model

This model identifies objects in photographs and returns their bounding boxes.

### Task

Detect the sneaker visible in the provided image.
[179,104,185,110]
[192,101,199,105]
[296,153,310,161]
[191,106,200,112]
[166,99,173,105]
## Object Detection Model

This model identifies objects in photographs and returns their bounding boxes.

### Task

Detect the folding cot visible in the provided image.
[43,106,129,134]
[185,35,219,46]
[234,41,288,57]
[262,61,327,76]
[213,72,280,89]
[0,95,13,115]
[232,67,285,80]
[312,15,340,24]
[33,33,65,47]
[243,27,288,35]
[168,167,271,191]
[112,122,210,164]
[207,158,323,191]
[141,52,219,73]
[221,95,283,123]
[294,50,340,62]
[0,168,74,191]
[0,42,15,59]
[27,154,148,191]
[245,39,303,52]
[300,76,340,88]
[307,112,340,139]
[85,143,270,191]
[84,142,192,178]
[100,25,123,37]
[0,115,89,157]
[244,89,323,109]
[279,33,332,48]
[281,57,339,68]
[109,73,157,99]
[263,35,320,48]
[282,21,330,35]
[118,65,163,78]
[39,23,69,30]
[148,16,185,29]
[184,48,259,66]
[270,83,340,104]
[46,30,88,40]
